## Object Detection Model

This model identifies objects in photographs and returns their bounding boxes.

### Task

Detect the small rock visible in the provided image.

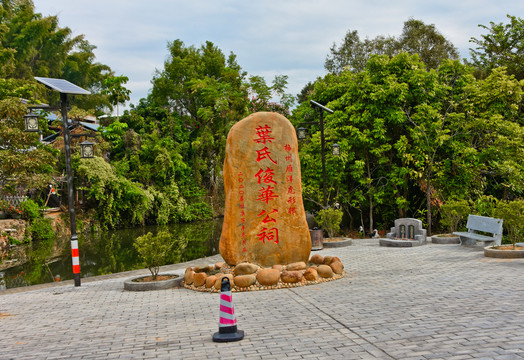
[234,274,257,288]
[193,272,207,287]
[329,260,344,275]
[323,256,334,265]
[214,274,235,290]
[257,268,281,286]
[309,254,324,264]
[272,264,284,272]
[330,257,341,264]
[206,275,218,288]
[286,261,307,271]
[215,262,225,270]
[234,262,259,276]
[317,265,334,278]
[303,267,319,281]
[184,270,195,285]
[194,265,212,273]
[281,270,303,283]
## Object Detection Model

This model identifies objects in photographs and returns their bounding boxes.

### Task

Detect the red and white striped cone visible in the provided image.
[212,277,244,342]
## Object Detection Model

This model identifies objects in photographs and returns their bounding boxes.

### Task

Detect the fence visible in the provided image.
[1,195,28,208]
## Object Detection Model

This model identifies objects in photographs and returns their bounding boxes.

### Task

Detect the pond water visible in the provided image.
[0,218,223,289]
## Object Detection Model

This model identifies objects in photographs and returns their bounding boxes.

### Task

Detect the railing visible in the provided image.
[1,195,28,208]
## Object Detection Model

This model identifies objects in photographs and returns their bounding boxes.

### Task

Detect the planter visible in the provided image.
[432,234,460,244]
[124,274,183,291]
[323,237,352,248]
[484,245,524,259]
[10,213,21,219]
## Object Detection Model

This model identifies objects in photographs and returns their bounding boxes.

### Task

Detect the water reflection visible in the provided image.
[2,218,223,289]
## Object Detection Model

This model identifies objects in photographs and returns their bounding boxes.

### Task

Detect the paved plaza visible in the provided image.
[1,240,523,359]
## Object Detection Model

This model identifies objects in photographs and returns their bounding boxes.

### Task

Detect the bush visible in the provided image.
[472,195,499,217]
[27,218,55,243]
[20,199,41,223]
[315,208,343,239]
[134,231,173,280]
[440,200,470,233]
[494,199,524,248]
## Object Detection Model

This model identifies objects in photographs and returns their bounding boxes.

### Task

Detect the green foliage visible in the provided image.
[20,199,41,223]
[470,15,524,80]
[494,199,524,248]
[315,208,344,239]
[27,217,55,243]
[440,200,470,233]
[133,231,185,279]
[472,195,500,217]
[325,18,458,74]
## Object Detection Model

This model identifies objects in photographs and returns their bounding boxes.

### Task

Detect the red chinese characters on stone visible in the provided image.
[256,147,277,165]
[284,144,297,216]
[253,125,275,145]
[257,227,279,244]
[238,171,247,252]
[255,167,277,185]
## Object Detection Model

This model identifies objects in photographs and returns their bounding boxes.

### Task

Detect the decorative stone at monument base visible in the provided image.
[183,255,346,292]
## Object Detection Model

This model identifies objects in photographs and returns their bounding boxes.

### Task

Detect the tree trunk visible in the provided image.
[426,180,432,236]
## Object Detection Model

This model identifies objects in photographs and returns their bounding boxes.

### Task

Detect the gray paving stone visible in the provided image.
[1,242,523,359]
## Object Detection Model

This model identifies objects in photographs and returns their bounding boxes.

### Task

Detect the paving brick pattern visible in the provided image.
[1,240,523,359]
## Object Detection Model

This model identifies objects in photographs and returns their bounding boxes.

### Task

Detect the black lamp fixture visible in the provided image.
[331,142,340,156]
[297,127,307,140]
[80,140,94,158]
[24,111,39,132]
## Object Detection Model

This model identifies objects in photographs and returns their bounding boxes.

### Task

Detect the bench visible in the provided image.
[453,215,503,246]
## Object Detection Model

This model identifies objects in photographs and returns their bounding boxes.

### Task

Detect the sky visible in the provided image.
[32,0,524,112]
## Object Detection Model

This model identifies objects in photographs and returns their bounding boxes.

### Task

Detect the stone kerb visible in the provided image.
[219,112,311,267]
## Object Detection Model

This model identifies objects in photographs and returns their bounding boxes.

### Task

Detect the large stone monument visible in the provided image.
[219,112,311,267]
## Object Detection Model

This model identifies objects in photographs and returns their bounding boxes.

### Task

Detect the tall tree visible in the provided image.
[101,75,131,121]
[470,15,524,80]
[325,18,458,74]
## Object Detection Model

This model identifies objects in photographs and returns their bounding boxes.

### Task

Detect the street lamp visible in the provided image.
[34,77,90,287]
[24,111,40,132]
[297,100,339,208]
[80,140,95,158]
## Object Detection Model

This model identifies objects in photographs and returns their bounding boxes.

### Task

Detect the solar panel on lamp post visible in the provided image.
[34,77,90,287]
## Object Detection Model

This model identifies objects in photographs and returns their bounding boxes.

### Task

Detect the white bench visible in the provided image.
[453,215,503,246]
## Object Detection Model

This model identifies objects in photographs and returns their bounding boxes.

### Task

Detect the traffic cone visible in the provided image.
[212,277,244,342]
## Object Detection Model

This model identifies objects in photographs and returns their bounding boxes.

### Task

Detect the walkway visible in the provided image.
[1,240,523,359]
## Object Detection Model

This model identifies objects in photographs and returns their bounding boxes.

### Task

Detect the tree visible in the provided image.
[470,15,524,80]
[325,18,458,74]
[101,75,131,121]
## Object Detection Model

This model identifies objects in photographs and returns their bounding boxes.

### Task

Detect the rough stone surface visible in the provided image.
[214,274,234,290]
[309,254,324,264]
[323,256,334,265]
[286,261,306,271]
[280,270,303,283]
[214,262,225,269]
[192,272,207,287]
[272,264,284,272]
[303,267,319,281]
[205,275,217,288]
[234,274,257,288]
[256,268,281,286]
[193,265,213,273]
[184,270,194,285]
[233,262,259,275]
[219,112,311,267]
[330,260,344,275]
[317,264,334,278]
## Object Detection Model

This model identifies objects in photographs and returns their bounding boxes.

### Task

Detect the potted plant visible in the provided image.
[487,199,524,258]
[124,231,183,291]
[314,207,352,248]
[434,200,469,244]
[8,205,22,219]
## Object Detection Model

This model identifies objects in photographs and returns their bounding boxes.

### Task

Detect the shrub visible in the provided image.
[440,200,470,233]
[494,199,524,248]
[472,195,499,217]
[315,208,343,239]
[20,199,41,223]
[27,218,55,243]
[134,231,173,280]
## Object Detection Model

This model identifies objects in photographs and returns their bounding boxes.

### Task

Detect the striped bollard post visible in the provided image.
[212,277,244,342]
[71,234,81,286]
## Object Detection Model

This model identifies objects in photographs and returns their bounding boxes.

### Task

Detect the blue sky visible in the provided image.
[32,0,524,111]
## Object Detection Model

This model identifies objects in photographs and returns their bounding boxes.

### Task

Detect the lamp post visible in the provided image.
[33,77,90,287]
[297,100,338,208]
